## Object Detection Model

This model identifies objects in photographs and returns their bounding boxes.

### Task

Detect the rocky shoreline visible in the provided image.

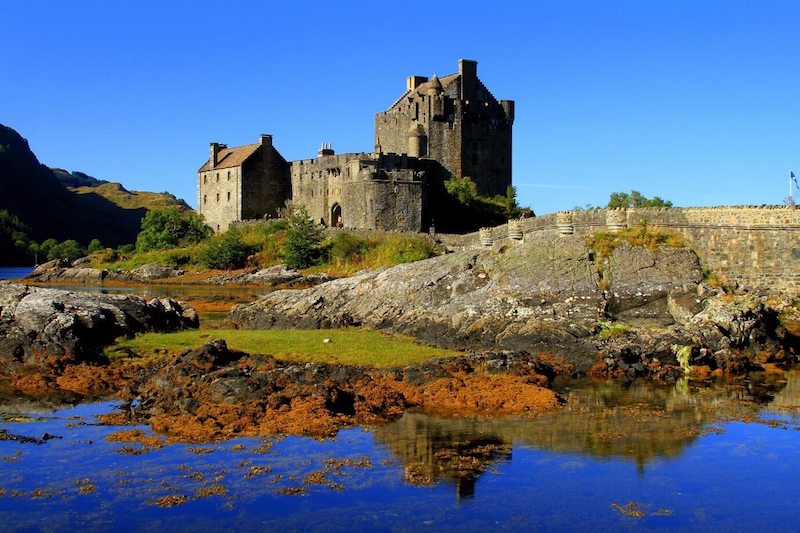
[24,260,331,288]
[2,235,799,440]
[230,236,799,380]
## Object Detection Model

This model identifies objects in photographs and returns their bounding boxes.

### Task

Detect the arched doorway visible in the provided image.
[331,203,343,228]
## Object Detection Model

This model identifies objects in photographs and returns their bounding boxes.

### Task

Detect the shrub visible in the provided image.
[199,228,256,269]
[283,207,324,270]
[329,232,369,264]
[586,222,685,259]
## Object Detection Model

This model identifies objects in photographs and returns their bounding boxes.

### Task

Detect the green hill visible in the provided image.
[0,123,190,265]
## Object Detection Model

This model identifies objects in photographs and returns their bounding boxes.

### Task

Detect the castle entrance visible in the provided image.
[331,203,342,228]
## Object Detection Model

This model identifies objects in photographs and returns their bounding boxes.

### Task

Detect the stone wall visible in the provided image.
[374,59,513,198]
[241,145,290,222]
[290,152,426,231]
[198,165,242,232]
[439,206,800,294]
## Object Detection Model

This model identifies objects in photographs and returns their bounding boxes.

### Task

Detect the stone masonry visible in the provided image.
[198,59,513,233]
[440,206,800,295]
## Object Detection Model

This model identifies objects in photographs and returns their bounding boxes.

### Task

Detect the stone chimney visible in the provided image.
[318,142,335,158]
[459,59,478,99]
[406,76,428,91]
[259,134,272,148]
[209,142,220,170]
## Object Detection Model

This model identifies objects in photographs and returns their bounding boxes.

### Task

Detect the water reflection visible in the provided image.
[374,372,800,491]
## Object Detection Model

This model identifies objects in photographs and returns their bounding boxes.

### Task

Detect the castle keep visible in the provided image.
[198,60,514,232]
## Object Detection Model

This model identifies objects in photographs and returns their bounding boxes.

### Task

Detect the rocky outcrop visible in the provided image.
[205,265,332,287]
[25,261,331,287]
[25,262,185,284]
[126,264,186,281]
[230,235,798,379]
[0,281,198,373]
[230,237,701,371]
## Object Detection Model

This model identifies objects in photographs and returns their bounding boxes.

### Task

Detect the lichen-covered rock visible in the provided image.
[0,281,198,373]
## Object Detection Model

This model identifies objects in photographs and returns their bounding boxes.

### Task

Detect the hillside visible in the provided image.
[0,123,189,264]
[71,182,190,211]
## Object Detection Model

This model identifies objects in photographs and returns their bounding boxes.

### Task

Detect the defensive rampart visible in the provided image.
[439,206,800,294]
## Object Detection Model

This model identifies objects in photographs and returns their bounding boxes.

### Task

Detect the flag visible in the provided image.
[793,171,799,189]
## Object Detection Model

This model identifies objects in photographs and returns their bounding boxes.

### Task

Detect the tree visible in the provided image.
[607,190,672,208]
[283,206,324,270]
[444,176,479,205]
[46,239,85,262]
[87,238,103,253]
[135,208,211,252]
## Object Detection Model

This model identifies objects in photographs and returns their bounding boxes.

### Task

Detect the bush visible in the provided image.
[586,222,686,259]
[136,208,211,252]
[199,228,256,269]
[283,207,324,270]
[329,232,369,264]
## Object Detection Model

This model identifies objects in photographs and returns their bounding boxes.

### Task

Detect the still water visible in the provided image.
[0,267,34,280]
[1,374,799,531]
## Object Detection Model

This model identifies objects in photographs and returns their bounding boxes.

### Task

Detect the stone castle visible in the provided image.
[198,59,514,233]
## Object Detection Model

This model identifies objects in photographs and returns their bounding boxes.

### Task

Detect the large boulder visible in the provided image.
[0,281,198,373]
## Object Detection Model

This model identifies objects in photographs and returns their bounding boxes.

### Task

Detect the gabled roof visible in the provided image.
[198,143,260,172]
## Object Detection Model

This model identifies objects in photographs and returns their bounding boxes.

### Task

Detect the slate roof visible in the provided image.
[198,143,260,172]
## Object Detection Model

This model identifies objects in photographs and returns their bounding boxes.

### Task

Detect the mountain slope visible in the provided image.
[0,123,189,262]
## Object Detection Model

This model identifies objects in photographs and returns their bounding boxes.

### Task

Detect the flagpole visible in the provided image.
[791,169,794,203]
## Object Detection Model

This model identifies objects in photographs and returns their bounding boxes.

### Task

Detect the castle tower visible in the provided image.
[374,59,513,197]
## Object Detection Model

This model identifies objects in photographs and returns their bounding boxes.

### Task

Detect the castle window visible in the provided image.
[216,193,220,202]
[227,191,231,202]
[203,195,207,204]
[227,171,230,181]
[203,175,207,184]
[216,173,219,182]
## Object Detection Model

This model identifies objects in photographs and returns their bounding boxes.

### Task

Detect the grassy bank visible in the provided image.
[109,328,459,368]
[90,220,438,277]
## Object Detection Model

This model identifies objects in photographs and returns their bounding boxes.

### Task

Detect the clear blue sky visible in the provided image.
[3,0,799,214]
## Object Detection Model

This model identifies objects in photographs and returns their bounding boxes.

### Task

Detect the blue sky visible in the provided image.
[2,0,799,214]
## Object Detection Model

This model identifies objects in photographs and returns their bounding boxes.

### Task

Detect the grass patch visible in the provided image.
[598,321,633,339]
[586,222,686,259]
[108,328,458,368]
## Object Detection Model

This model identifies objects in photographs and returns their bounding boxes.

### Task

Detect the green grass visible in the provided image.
[598,321,633,339]
[586,222,686,259]
[108,328,458,368]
